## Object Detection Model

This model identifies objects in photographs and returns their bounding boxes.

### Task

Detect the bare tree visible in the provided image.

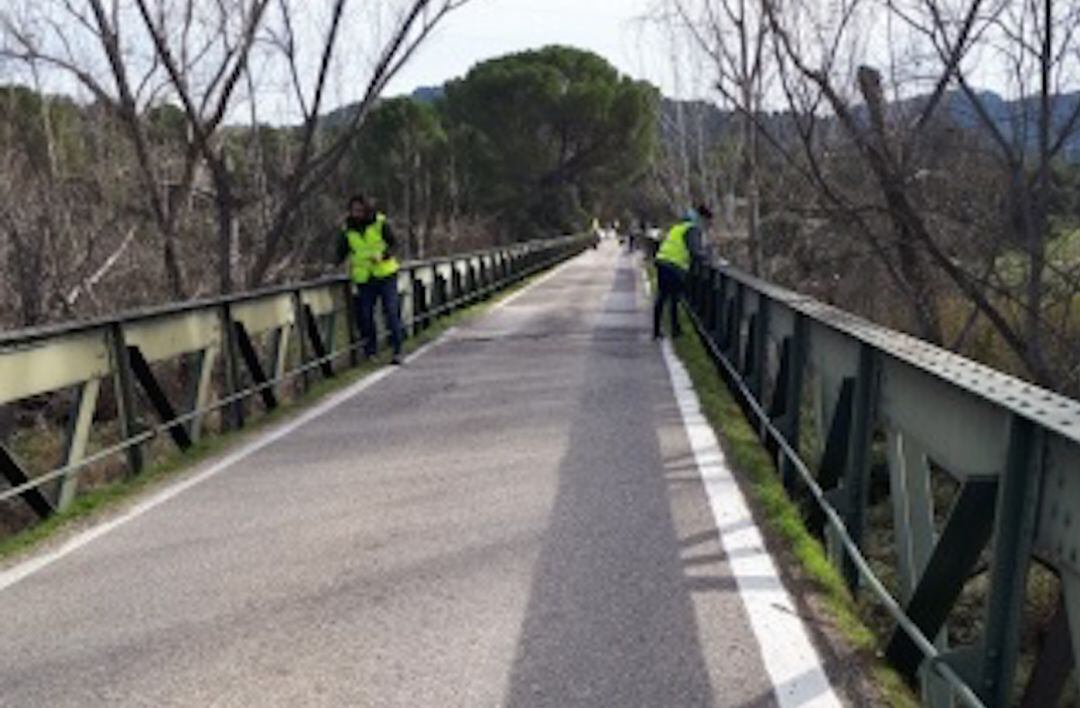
[1,0,204,300]
[1,0,472,299]
[759,0,1080,387]
[665,0,770,273]
[244,0,471,288]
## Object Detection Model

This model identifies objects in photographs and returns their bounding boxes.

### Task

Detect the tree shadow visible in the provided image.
[502,266,718,708]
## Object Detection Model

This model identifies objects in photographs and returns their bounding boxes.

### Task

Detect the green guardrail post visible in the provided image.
[343,280,360,366]
[107,321,144,476]
[841,343,881,588]
[980,415,1044,706]
[218,302,245,430]
[290,290,311,394]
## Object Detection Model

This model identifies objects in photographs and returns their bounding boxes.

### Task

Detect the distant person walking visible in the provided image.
[654,205,712,340]
[338,195,404,364]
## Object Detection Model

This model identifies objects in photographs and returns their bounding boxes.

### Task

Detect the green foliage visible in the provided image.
[328,47,660,247]
[444,46,659,238]
[0,84,88,174]
[350,97,448,212]
[145,102,187,145]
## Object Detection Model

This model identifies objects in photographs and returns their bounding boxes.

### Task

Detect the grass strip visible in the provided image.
[669,299,919,707]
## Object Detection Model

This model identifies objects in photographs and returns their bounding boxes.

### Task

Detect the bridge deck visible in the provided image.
[0,243,843,707]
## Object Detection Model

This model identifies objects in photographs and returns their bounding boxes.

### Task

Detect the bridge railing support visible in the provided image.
[675,257,1080,708]
[0,234,591,517]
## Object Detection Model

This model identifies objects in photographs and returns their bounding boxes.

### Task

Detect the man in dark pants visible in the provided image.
[654,205,712,340]
[337,195,404,364]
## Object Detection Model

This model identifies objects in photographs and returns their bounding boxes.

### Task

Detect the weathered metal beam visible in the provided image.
[123,308,220,364]
[218,303,244,430]
[781,315,808,491]
[979,416,1045,706]
[751,296,770,400]
[742,313,757,383]
[108,322,144,475]
[412,276,427,333]
[885,478,999,678]
[127,346,193,451]
[712,273,727,344]
[808,377,855,537]
[841,344,881,587]
[0,444,54,519]
[723,297,737,352]
[769,337,792,422]
[0,329,111,406]
[57,377,101,511]
[885,429,936,601]
[189,346,218,442]
[233,322,277,411]
[303,305,334,379]
[1020,596,1074,708]
[343,280,360,365]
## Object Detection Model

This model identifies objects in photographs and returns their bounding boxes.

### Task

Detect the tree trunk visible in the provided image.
[213,166,236,295]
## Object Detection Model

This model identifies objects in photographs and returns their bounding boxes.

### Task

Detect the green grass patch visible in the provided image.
[0,264,558,565]
[669,301,918,707]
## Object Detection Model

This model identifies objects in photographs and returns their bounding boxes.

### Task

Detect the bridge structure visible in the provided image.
[0,235,1078,707]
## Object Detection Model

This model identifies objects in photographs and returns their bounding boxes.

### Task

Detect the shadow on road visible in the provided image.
[502,265,719,708]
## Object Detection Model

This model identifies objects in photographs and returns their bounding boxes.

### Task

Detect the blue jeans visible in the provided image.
[356,276,403,357]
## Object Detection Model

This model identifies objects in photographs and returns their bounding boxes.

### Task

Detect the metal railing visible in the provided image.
[0,234,593,518]
[664,241,1080,708]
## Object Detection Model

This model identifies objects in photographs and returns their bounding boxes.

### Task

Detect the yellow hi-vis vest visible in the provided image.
[657,221,692,271]
[346,213,400,284]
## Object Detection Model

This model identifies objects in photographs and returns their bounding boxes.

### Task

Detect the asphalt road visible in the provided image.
[0,242,837,707]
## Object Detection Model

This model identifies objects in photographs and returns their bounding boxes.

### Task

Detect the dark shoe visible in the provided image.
[390,355,403,366]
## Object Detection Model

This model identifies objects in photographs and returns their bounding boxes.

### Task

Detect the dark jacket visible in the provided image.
[683,224,704,263]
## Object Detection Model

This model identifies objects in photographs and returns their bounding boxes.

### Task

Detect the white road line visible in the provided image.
[660,340,842,708]
[0,251,586,594]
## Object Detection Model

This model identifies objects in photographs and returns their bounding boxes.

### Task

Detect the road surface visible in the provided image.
[0,242,844,707]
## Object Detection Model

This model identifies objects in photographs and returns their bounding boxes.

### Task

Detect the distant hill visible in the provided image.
[319,86,445,130]
[322,84,1080,160]
[659,89,1080,160]
[410,85,445,104]
[945,90,1080,159]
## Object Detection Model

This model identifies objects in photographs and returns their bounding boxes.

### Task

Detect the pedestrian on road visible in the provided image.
[654,205,712,340]
[337,195,404,364]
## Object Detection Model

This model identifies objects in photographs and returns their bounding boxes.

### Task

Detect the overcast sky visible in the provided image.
[381,0,704,99]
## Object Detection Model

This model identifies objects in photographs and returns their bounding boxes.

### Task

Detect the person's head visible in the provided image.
[348,195,369,220]
[695,204,714,224]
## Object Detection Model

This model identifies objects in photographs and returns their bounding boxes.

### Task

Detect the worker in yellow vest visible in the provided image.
[338,195,404,364]
[654,205,712,340]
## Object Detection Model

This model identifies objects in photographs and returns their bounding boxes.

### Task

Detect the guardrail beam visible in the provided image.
[979,416,1045,706]
[127,346,193,451]
[1020,596,1074,707]
[0,444,54,519]
[233,322,277,411]
[885,478,998,678]
[58,378,102,510]
[108,322,144,475]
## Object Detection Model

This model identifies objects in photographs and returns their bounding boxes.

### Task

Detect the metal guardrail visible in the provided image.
[655,235,1080,707]
[0,234,593,517]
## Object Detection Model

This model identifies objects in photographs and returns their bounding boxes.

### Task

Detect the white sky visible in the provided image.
[380,0,706,99]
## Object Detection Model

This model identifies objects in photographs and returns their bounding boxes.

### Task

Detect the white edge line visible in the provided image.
[0,251,587,593]
[659,340,842,708]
